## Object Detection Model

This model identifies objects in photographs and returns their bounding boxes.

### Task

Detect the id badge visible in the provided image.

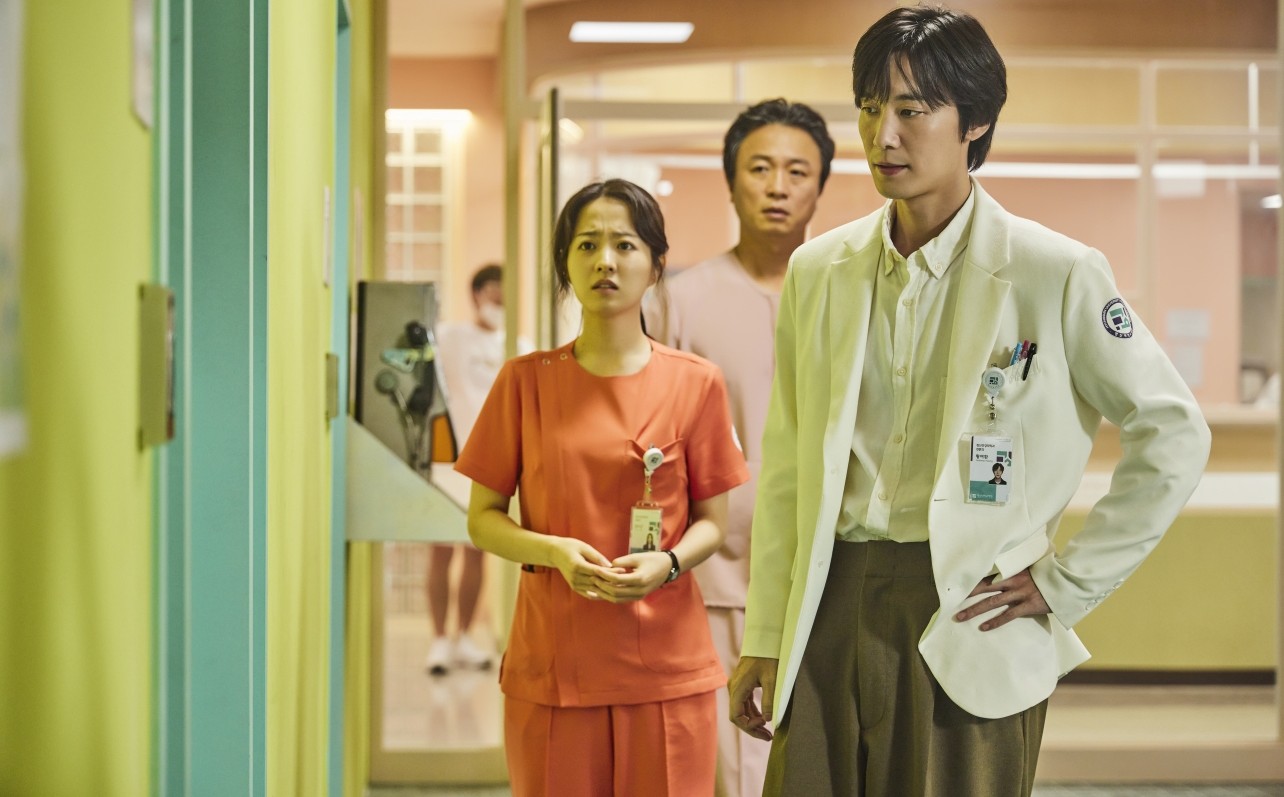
[630,502,663,553]
[965,434,1014,506]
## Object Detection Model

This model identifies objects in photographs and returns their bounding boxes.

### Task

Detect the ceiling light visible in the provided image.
[1261,194,1281,209]
[569,22,694,44]
[558,118,584,145]
[385,109,472,129]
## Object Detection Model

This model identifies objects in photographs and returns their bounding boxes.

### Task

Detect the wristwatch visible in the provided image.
[662,549,681,584]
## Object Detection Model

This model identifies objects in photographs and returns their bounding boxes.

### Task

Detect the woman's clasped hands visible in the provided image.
[549,536,671,603]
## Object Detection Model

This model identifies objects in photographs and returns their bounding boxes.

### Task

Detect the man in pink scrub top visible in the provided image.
[643,98,834,797]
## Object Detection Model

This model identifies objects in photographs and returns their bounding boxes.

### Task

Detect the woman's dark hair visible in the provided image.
[722,98,836,190]
[552,179,669,301]
[852,5,1007,171]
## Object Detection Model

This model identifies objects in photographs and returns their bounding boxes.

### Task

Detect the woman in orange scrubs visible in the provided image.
[456,179,749,797]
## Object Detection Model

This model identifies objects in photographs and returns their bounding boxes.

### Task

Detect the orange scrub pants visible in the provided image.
[505,690,717,797]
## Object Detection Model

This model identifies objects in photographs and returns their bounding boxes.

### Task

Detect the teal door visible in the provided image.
[154,0,269,793]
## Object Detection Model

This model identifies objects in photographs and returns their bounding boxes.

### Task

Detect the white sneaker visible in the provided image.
[425,637,452,676]
[453,635,493,670]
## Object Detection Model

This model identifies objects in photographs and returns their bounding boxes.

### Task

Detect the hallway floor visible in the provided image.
[376,620,1279,797]
[369,785,1284,797]
[369,785,1284,796]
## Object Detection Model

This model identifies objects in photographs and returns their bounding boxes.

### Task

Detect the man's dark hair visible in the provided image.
[852,6,1007,171]
[471,263,503,294]
[722,98,836,191]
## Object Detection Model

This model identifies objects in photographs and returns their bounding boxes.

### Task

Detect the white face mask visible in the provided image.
[477,301,505,330]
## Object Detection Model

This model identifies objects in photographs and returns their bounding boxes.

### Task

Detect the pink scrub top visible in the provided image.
[644,251,781,608]
[456,340,750,707]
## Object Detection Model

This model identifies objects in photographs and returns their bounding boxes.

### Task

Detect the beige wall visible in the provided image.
[652,168,736,270]
[655,166,1245,405]
[390,9,1270,408]
[1153,186,1243,405]
[526,0,1275,85]
[390,56,505,325]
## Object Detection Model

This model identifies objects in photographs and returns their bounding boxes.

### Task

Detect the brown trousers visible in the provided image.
[764,541,1046,797]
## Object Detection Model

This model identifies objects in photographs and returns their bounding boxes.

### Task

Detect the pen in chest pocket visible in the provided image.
[1022,343,1038,381]
[1008,340,1024,366]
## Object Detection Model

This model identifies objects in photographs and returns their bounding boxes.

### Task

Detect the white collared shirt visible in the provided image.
[837,188,976,541]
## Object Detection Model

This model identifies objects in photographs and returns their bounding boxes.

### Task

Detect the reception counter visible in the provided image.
[1059,411,1278,675]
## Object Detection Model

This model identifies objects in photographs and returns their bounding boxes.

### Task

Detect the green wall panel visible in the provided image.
[0,0,152,794]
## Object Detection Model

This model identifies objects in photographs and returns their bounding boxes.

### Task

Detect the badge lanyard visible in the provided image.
[629,446,665,553]
[965,365,1015,506]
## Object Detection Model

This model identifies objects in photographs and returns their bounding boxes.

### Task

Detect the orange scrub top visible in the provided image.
[456,340,750,708]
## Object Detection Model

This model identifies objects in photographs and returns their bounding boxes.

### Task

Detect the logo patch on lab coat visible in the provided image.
[1101,298,1133,339]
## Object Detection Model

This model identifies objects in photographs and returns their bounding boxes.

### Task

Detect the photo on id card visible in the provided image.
[630,503,663,553]
[967,434,1013,505]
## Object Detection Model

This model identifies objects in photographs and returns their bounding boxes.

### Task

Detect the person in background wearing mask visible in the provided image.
[644,97,834,797]
[425,264,511,675]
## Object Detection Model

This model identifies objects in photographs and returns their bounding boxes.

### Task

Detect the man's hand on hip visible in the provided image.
[728,655,777,741]
[955,567,1052,632]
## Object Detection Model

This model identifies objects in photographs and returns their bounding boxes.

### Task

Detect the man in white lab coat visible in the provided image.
[728,7,1210,796]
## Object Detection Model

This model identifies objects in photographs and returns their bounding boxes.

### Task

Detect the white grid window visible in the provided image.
[384,109,466,283]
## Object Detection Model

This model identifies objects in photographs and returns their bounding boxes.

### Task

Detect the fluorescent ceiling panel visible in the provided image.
[569,21,694,44]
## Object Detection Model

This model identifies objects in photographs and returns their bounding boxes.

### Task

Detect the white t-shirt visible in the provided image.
[436,322,506,448]
[434,322,533,508]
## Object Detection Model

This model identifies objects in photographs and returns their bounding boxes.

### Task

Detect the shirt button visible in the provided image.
[542,358,551,365]
[902,298,913,307]
[559,353,568,360]
[893,433,904,443]
[878,491,888,501]
[896,367,907,377]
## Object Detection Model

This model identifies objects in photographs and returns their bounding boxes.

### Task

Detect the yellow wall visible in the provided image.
[345,1,381,794]
[267,0,337,794]
[389,57,505,325]
[0,1,152,794]
[350,0,379,290]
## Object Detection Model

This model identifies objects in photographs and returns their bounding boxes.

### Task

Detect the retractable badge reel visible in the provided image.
[965,366,1015,506]
[629,447,665,553]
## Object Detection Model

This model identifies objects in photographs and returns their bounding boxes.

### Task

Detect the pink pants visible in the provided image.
[708,606,771,797]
